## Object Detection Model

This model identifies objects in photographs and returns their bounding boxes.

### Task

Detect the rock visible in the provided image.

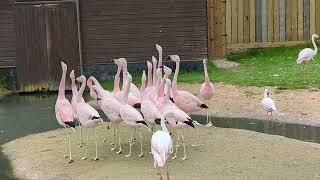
[212,59,240,69]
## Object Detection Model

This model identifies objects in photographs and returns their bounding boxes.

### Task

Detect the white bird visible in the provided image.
[151,111,175,180]
[261,89,277,123]
[296,33,319,83]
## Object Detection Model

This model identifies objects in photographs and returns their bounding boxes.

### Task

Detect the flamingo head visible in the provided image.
[147,61,152,69]
[162,65,172,77]
[61,61,67,72]
[76,75,86,83]
[264,89,270,97]
[167,55,180,62]
[113,58,123,66]
[312,34,319,39]
[90,85,100,100]
[69,70,75,80]
[155,44,162,52]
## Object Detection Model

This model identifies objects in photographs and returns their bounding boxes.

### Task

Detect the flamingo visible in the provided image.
[55,61,76,164]
[140,70,161,130]
[152,56,158,87]
[200,59,214,127]
[151,111,176,180]
[87,76,112,100]
[261,89,277,126]
[91,85,123,154]
[120,58,142,100]
[70,70,85,147]
[155,44,163,70]
[157,78,195,161]
[76,75,104,161]
[168,55,208,113]
[296,33,319,83]
[120,72,150,158]
[145,60,153,95]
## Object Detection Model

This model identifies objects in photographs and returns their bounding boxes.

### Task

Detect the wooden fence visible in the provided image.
[207,0,320,57]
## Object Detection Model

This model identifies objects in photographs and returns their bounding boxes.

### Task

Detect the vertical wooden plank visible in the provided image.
[237,0,244,43]
[207,0,213,57]
[310,0,316,37]
[250,0,256,42]
[267,0,273,42]
[243,0,250,43]
[315,0,320,35]
[303,0,310,41]
[273,0,280,42]
[256,0,262,42]
[279,0,286,41]
[214,0,220,56]
[261,0,267,42]
[298,0,304,40]
[226,0,232,43]
[291,0,298,41]
[221,0,226,56]
[286,0,292,40]
[231,0,238,43]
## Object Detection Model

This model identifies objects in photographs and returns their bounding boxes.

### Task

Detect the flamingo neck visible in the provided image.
[164,82,171,103]
[58,69,66,98]
[78,80,86,102]
[140,77,146,97]
[312,36,318,54]
[122,80,130,104]
[88,77,103,91]
[113,65,122,93]
[172,61,180,93]
[92,86,103,99]
[152,60,157,86]
[147,66,152,88]
[160,114,169,133]
[204,63,209,82]
[263,91,268,98]
[71,78,77,96]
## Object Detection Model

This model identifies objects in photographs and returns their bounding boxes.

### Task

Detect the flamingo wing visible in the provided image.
[261,97,277,112]
[55,99,74,123]
[297,48,315,63]
[151,131,173,167]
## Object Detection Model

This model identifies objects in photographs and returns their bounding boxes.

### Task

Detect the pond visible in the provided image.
[0,94,320,179]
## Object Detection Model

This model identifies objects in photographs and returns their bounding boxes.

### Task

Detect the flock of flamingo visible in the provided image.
[54,35,319,178]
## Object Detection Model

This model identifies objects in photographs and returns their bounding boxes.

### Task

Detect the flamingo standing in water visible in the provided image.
[120,72,150,158]
[296,33,319,83]
[140,70,161,130]
[55,61,76,164]
[91,85,123,153]
[261,89,277,125]
[70,70,85,147]
[200,59,214,127]
[151,111,175,180]
[157,78,195,160]
[76,75,104,161]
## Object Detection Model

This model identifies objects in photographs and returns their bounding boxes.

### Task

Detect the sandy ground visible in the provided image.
[3,124,320,180]
[177,83,320,126]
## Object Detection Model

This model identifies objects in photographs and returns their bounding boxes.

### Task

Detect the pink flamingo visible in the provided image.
[120,58,141,100]
[91,85,123,153]
[296,33,319,83]
[169,55,208,113]
[55,61,76,164]
[157,78,195,161]
[151,111,176,180]
[70,70,85,147]
[120,72,150,158]
[87,76,112,100]
[155,44,163,71]
[200,59,214,127]
[76,75,104,161]
[140,70,161,129]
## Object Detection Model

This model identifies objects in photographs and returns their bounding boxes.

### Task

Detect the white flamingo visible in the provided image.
[296,33,319,83]
[261,89,277,124]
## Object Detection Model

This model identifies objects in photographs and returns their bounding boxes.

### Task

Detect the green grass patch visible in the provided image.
[101,44,320,90]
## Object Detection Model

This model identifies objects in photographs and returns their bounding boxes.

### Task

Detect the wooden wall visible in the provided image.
[79,0,208,65]
[223,0,320,50]
[0,0,15,68]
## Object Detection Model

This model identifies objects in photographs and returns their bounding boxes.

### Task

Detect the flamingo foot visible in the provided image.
[205,121,213,127]
[68,158,74,164]
[125,154,131,158]
[81,157,87,160]
[110,142,115,146]
[149,151,152,154]
[93,157,99,161]
[181,156,187,161]
[78,141,84,148]
[191,143,199,147]
[102,139,106,143]
[116,150,122,154]
[138,153,144,158]
[111,146,116,151]
[63,154,69,158]
[171,155,177,160]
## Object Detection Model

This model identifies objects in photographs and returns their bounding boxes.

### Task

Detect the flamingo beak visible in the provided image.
[166,56,171,60]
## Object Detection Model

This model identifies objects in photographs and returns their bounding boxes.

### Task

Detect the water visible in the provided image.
[0,94,320,179]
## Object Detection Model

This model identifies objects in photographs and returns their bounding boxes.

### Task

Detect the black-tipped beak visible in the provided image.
[200,104,209,109]
[110,59,114,62]
[155,118,161,125]
[97,97,102,101]
[65,121,76,128]
[166,56,171,60]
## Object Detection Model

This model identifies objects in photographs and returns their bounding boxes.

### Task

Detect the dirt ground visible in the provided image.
[178,83,320,126]
[3,124,320,180]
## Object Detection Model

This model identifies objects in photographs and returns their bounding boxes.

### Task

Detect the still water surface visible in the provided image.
[0,94,320,179]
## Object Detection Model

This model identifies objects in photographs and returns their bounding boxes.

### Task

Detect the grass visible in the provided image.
[101,44,320,90]
[0,76,7,96]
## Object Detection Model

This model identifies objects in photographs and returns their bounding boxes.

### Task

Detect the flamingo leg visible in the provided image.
[93,127,99,161]
[206,100,213,127]
[178,130,187,160]
[125,129,133,157]
[159,167,163,180]
[116,124,122,154]
[110,123,117,151]
[63,134,69,158]
[171,130,180,159]
[192,127,200,147]
[102,120,110,143]
[81,130,89,160]
[166,163,170,180]
[65,128,74,163]
[303,63,307,83]
[138,130,144,157]
[78,120,83,147]
[306,61,310,83]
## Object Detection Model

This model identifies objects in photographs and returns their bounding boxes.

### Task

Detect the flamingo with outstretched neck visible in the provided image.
[76,75,104,161]
[120,72,150,158]
[200,59,214,127]
[55,61,76,164]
